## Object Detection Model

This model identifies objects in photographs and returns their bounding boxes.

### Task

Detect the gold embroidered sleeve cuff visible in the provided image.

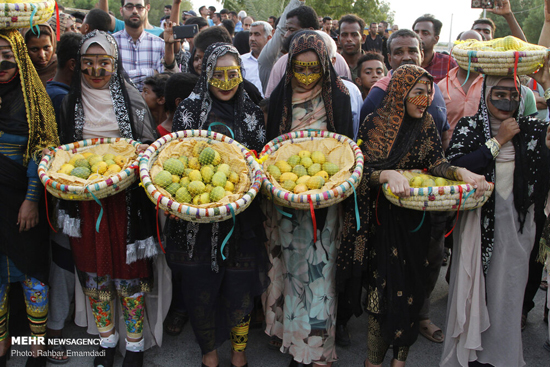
[485,138,501,159]
[544,87,550,101]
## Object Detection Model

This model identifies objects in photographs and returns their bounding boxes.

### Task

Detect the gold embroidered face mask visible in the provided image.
[292,59,322,86]
[81,54,115,77]
[209,65,243,91]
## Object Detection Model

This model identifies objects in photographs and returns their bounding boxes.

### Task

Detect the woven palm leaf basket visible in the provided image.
[452,36,547,76]
[0,0,56,30]
[38,138,141,201]
[382,169,494,212]
[260,130,364,210]
[139,129,263,223]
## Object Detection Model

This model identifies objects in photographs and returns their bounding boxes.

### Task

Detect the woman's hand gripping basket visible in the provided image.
[260,130,364,210]
[139,130,263,223]
[38,138,141,201]
[452,36,548,76]
[382,169,494,211]
[0,0,56,30]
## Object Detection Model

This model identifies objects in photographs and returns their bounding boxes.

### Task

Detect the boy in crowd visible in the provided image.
[355,52,385,99]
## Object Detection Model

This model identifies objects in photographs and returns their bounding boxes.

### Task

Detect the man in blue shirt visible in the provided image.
[45,31,82,365]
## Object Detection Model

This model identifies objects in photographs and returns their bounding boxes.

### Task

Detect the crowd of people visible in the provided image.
[1,0,550,366]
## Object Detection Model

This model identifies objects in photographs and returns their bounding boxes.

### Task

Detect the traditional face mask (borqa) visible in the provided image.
[406,94,430,107]
[0,60,16,71]
[209,65,243,91]
[292,59,322,86]
[81,54,115,77]
[489,86,520,112]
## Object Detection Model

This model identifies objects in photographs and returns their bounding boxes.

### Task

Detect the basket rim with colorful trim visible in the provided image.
[38,137,141,201]
[139,129,263,223]
[382,169,494,211]
[260,130,364,210]
[0,0,56,31]
[452,44,547,76]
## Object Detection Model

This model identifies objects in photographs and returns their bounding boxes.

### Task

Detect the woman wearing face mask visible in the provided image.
[337,64,487,367]
[0,28,59,367]
[169,42,268,367]
[58,30,158,367]
[441,66,550,367]
[263,30,354,367]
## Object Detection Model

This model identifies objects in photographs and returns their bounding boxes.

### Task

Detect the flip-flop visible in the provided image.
[419,320,444,343]
[46,344,69,364]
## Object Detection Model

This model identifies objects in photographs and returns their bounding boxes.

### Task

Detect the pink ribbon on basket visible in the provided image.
[308,197,317,243]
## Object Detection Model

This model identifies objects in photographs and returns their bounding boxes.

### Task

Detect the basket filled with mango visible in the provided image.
[139,130,263,223]
[38,138,141,201]
[382,169,494,211]
[452,36,548,76]
[260,130,364,210]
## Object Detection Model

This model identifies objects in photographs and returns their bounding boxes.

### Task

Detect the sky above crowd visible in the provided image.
[190,0,486,45]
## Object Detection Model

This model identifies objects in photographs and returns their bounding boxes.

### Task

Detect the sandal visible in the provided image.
[164,310,189,336]
[46,344,69,364]
[267,335,282,350]
[419,320,444,343]
[540,280,548,291]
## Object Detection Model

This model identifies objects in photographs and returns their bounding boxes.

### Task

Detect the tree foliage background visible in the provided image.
[58,0,193,26]
[223,0,394,26]
[485,0,544,43]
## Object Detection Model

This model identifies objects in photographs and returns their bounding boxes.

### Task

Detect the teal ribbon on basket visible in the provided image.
[461,51,473,87]
[89,191,103,233]
[350,183,360,231]
[410,211,426,233]
[29,4,40,37]
[274,204,293,218]
[207,122,235,139]
[220,206,236,260]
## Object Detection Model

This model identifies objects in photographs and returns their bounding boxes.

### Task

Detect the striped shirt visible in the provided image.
[112,29,165,91]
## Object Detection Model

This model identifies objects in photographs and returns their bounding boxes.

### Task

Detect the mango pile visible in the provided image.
[57,152,128,180]
[153,142,240,205]
[266,150,340,194]
[402,171,464,188]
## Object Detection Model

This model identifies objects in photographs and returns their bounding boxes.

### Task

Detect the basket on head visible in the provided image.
[38,138,141,201]
[0,0,56,30]
[382,169,494,211]
[139,130,263,223]
[452,36,547,76]
[260,130,364,210]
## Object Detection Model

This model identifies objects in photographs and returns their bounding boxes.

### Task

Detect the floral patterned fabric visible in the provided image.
[263,204,341,364]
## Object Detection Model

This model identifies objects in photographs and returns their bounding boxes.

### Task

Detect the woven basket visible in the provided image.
[0,0,56,30]
[452,47,547,76]
[260,130,364,210]
[38,138,141,201]
[382,170,494,211]
[139,130,263,223]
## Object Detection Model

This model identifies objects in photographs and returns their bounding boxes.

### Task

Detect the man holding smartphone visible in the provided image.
[471,0,527,42]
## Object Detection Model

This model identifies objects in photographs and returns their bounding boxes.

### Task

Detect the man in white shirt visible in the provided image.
[241,21,272,98]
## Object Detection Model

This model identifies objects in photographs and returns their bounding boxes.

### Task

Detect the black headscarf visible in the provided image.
[169,42,266,272]
[266,30,353,141]
[446,76,550,273]
[172,42,266,152]
[59,30,157,144]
